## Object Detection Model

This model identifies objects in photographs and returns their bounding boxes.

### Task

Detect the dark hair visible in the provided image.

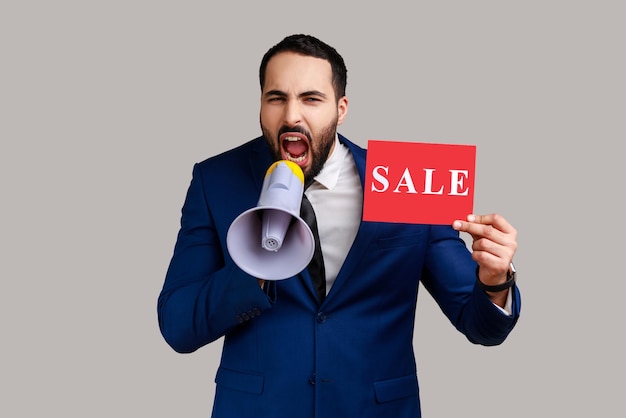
[259,34,347,101]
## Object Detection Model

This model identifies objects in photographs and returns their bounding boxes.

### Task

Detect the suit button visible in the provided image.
[236,315,244,323]
[316,312,327,323]
[241,312,250,321]
[309,374,316,385]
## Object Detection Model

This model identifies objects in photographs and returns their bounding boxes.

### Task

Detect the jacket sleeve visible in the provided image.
[157,163,274,353]
[421,225,521,346]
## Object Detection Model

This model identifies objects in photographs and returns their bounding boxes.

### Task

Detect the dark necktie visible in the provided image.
[300,192,326,302]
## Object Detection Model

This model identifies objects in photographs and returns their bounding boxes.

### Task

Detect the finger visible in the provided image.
[454,221,517,258]
[467,213,516,235]
[454,214,516,242]
[472,237,504,255]
[452,218,498,241]
[471,248,503,269]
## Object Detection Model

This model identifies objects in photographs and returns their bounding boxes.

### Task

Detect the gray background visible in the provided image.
[2,1,624,416]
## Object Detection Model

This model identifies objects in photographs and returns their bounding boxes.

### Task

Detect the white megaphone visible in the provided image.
[226,160,315,280]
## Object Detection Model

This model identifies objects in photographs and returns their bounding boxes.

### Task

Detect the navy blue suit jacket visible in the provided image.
[158,134,521,418]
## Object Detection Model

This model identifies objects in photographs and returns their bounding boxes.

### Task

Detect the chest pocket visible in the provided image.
[375,230,425,249]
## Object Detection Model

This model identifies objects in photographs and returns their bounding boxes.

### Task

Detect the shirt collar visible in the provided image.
[313,134,347,191]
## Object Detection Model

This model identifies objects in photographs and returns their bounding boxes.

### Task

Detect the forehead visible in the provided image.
[263,52,334,95]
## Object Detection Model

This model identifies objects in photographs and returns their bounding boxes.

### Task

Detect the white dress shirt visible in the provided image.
[305,136,362,293]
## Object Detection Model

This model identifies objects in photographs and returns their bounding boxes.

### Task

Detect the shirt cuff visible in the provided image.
[493,288,513,316]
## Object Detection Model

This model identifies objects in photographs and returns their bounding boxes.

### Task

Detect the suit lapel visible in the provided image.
[248,137,274,191]
[322,135,382,303]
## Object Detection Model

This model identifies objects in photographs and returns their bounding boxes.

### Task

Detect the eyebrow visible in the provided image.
[264,89,328,99]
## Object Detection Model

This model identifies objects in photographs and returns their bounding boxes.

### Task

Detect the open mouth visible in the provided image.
[280,133,310,165]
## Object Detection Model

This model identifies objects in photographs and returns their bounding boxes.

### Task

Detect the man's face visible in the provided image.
[260,52,348,183]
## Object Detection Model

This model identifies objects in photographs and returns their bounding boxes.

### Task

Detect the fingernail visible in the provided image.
[467,214,476,222]
[453,221,462,229]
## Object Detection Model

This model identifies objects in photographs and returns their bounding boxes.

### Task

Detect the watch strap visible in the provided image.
[476,263,516,292]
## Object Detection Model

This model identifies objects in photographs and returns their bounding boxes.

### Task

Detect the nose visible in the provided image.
[283,100,302,127]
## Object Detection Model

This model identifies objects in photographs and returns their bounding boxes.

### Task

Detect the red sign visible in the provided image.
[363,140,476,225]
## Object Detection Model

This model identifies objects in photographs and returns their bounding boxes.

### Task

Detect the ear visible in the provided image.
[336,96,348,125]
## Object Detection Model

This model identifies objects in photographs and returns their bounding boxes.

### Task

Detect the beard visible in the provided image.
[261,118,338,186]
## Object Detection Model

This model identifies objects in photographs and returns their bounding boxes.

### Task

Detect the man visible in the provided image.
[158,34,521,418]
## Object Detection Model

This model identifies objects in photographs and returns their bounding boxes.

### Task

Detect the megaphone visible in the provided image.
[226,160,315,280]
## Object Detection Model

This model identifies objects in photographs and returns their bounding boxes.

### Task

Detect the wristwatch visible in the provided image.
[476,262,516,292]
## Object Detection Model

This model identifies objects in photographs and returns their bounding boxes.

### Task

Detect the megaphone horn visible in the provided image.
[226,160,315,280]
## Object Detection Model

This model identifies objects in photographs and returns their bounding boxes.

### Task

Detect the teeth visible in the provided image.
[284,136,301,142]
[285,152,307,163]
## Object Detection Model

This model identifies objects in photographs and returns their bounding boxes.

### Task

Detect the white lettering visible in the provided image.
[449,170,469,196]
[422,168,444,195]
[393,168,418,194]
[371,165,389,192]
